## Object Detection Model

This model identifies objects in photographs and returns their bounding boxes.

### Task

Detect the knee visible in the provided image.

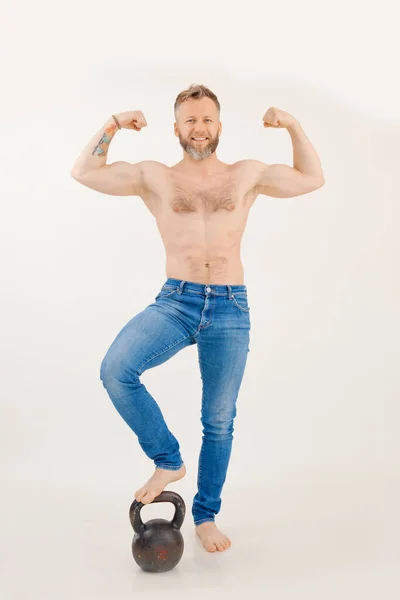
[99,354,139,387]
[99,354,111,383]
[201,414,235,440]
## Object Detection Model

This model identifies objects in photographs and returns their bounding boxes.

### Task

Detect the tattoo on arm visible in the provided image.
[92,123,118,156]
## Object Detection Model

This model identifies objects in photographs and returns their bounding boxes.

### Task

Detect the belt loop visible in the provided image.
[178,280,185,295]
[227,285,232,299]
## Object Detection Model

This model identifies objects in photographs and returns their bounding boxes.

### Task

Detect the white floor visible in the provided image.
[3,463,399,599]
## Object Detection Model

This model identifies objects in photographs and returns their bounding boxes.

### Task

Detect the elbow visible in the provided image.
[71,170,85,180]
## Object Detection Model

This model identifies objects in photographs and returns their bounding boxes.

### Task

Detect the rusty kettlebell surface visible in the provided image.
[129,490,186,573]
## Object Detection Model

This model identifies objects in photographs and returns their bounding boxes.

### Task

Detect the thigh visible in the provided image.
[100,301,195,380]
[196,324,250,417]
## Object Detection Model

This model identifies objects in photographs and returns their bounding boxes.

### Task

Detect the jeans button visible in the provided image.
[206,287,211,292]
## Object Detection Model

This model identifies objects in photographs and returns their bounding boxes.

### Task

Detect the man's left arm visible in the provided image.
[255,107,325,198]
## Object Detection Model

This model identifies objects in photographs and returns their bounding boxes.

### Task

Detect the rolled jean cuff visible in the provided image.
[155,462,184,471]
[194,518,215,526]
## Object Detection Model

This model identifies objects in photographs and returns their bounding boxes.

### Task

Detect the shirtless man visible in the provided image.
[71,84,325,553]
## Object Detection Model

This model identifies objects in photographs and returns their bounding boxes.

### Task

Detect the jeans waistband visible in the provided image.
[164,278,247,296]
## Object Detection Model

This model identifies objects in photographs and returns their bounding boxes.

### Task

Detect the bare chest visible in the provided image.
[169,177,240,215]
[141,162,257,220]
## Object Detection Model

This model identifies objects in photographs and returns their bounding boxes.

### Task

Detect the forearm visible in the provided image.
[287,121,325,182]
[71,116,119,176]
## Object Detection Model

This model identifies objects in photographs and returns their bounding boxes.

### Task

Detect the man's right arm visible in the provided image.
[70,116,145,197]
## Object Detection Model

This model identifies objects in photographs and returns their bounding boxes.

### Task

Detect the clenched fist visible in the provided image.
[262,107,296,129]
[114,111,148,131]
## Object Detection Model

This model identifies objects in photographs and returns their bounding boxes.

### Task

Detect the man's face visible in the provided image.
[174,98,221,161]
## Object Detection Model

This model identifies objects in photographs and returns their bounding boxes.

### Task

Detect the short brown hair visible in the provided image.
[174,84,220,120]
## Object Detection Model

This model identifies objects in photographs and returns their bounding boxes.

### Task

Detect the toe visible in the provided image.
[141,493,154,504]
[137,488,150,502]
[134,489,144,501]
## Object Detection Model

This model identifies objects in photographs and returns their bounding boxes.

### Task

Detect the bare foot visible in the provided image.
[195,522,231,552]
[134,464,186,504]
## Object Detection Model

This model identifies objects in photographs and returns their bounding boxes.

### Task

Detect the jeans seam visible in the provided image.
[231,295,251,312]
[156,290,177,299]
[138,334,193,373]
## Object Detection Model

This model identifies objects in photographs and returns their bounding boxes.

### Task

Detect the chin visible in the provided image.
[188,149,214,160]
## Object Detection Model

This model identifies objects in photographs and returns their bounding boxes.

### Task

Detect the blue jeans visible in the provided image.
[100,278,251,526]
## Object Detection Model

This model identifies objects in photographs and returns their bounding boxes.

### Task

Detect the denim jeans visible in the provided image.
[100,278,251,526]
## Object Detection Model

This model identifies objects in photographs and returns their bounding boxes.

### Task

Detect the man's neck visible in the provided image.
[175,157,227,178]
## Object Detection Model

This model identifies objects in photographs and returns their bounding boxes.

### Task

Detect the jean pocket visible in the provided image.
[155,286,178,301]
[231,293,251,312]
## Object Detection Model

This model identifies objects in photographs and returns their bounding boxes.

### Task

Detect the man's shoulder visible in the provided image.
[231,160,265,193]
[141,160,168,173]
[232,159,263,172]
[140,160,169,185]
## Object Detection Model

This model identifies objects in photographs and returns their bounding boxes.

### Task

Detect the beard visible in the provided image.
[177,133,220,161]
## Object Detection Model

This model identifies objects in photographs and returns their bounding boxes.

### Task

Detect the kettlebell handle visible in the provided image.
[129,490,185,534]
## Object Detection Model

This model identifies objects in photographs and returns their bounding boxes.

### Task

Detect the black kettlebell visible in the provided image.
[129,490,186,573]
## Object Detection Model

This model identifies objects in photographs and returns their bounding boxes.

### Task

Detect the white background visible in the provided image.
[2,0,399,597]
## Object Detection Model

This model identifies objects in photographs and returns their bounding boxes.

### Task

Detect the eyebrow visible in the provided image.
[185,115,214,118]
